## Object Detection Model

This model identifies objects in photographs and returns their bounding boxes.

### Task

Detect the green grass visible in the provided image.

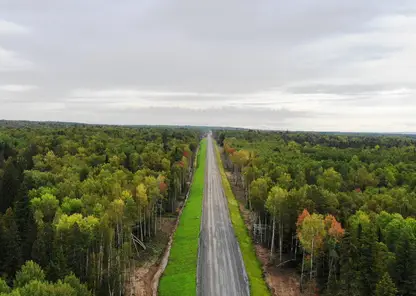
[214,143,271,296]
[159,139,207,296]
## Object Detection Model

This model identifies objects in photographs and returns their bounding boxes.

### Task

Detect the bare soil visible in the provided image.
[225,171,302,296]
[126,217,176,296]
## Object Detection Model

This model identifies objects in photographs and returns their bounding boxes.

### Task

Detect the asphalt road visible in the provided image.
[197,135,249,296]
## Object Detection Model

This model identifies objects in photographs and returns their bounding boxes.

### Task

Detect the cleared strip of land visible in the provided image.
[159,139,207,296]
[214,142,271,296]
[197,135,249,296]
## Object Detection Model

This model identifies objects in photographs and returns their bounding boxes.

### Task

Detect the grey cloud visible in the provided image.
[0,0,416,131]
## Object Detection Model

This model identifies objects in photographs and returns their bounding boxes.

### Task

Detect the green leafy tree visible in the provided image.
[63,273,92,296]
[14,261,45,288]
[317,168,342,192]
[0,278,10,293]
[250,177,269,212]
[266,186,288,262]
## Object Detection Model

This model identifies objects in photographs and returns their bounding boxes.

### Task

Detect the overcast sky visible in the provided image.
[1,1,416,132]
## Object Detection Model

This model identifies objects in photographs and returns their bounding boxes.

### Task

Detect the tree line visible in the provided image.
[215,130,416,296]
[0,124,200,295]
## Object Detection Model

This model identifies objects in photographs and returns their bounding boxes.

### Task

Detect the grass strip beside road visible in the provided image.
[159,138,207,296]
[214,143,271,296]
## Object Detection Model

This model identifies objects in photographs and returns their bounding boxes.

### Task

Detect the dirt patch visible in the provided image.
[256,244,301,296]
[225,168,302,296]
[126,217,176,296]
[128,263,158,296]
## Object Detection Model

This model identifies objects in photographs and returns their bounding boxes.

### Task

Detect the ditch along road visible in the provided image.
[197,135,249,296]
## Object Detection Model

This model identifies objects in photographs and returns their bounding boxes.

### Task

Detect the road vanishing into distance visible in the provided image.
[197,135,249,296]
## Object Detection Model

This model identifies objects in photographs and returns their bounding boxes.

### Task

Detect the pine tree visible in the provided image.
[375,273,398,296]
[394,231,416,296]
[0,159,20,213]
[358,221,378,296]
[31,223,54,271]
[338,231,360,296]
[14,180,37,261]
[48,244,69,282]
[0,208,22,279]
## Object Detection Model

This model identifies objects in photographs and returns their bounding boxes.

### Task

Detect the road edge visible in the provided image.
[158,139,207,296]
[214,141,271,296]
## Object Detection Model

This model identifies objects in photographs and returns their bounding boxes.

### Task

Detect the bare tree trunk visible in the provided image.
[265,214,268,246]
[294,237,298,260]
[291,233,294,256]
[159,204,162,230]
[86,250,89,279]
[248,184,251,210]
[147,209,151,238]
[300,249,305,291]
[139,208,144,241]
[259,215,263,244]
[108,237,113,296]
[154,205,157,236]
[270,215,276,258]
[279,221,283,263]
[99,234,104,286]
[144,210,147,238]
[327,255,333,289]
[310,238,314,280]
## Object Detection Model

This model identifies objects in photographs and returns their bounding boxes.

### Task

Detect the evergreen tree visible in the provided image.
[0,208,22,280]
[31,224,54,271]
[338,231,360,296]
[48,244,69,282]
[358,223,379,295]
[14,180,37,261]
[375,273,398,296]
[0,159,20,213]
[394,232,416,296]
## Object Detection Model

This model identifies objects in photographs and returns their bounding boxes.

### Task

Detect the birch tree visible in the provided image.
[266,186,288,262]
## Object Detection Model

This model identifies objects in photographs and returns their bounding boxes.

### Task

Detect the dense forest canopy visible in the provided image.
[214,129,416,296]
[0,123,201,295]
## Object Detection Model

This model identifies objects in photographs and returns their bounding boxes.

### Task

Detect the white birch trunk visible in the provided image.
[310,238,314,280]
[270,216,276,258]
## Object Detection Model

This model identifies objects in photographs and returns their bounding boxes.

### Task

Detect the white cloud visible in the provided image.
[0,46,33,71]
[0,84,38,92]
[70,89,236,99]
[0,19,29,34]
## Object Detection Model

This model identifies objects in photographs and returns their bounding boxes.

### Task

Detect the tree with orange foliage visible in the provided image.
[297,209,310,228]
[324,215,344,288]
[297,211,346,291]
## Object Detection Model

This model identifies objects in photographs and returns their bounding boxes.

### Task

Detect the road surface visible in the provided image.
[197,135,249,296]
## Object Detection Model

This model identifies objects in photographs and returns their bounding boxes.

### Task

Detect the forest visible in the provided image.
[1,122,416,296]
[214,130,416,296]
[0,123,200,295]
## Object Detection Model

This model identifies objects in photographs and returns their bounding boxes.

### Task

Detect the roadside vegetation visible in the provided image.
[215,130,416,296]
[159,139,207,296]
[214,142,270,296]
